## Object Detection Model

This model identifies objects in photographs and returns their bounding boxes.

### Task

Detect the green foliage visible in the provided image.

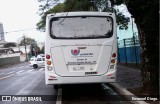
[36,46,41,53]
[40,46,45,54]
[116,12,130,30]
[3,42,17,48]
[19,37,36,46]
[37,3,65,30]
[64,0,93,11]
[37,0,130,31]
[38,0,61,15]
[30,41,42,56]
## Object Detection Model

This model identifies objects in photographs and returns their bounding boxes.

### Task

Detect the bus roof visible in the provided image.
[47,12,115,18]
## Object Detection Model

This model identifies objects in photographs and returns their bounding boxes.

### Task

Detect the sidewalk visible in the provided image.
[116,64,142,90]
[115,65,160,104]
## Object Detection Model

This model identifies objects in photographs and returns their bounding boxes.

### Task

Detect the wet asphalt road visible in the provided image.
[0,62,132,104]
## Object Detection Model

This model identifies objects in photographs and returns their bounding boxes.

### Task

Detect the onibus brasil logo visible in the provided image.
[71,49,80,56]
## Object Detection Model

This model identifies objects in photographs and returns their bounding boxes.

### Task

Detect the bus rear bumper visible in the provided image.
[45,70,116,85]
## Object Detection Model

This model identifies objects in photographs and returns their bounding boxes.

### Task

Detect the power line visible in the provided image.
[0,28,37,34]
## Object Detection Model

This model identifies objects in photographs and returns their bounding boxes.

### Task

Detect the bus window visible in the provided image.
[50,16,113,39]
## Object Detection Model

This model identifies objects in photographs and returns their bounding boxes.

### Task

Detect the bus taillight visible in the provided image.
[47,61,52,65]
[111,59,115,64]
[112,53,116,58]
[46,54,51,59]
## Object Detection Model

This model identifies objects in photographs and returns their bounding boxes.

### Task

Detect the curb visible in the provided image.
[109,83,148,104]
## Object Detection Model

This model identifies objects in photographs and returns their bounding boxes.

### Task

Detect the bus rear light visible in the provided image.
[47,61,52,65]
[73,49,78,53]
[48,76,57,80]
[46,54,51,59]
[110,65,114,69]
[112,53,116,58]
[107,74,113,77]
[47,66,53,71]
[111,59,115,64]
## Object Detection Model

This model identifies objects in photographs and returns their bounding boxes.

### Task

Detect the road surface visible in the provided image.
[0,62,131,104]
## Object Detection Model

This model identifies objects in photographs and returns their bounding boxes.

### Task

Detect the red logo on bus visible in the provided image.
[71,49,80,55]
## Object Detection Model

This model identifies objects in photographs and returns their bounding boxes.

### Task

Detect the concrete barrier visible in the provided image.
[0,53,20,66]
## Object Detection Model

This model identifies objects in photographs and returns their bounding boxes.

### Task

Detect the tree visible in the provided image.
[37,3,65,30]
[4,42,17,48]
[111,0,158,95]
[19,37,36,46]
[40,46,45,54]
[37,0,130,31]
[30,41,41,56]
[38,0,61,15]
[64,0,93,11]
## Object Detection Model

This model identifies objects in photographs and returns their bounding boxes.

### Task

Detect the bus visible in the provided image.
[45,12,117,88]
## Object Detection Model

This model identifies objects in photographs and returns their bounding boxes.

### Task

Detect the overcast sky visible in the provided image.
[0,0,45,43]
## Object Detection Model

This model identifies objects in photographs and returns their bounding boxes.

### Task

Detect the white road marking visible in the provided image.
[16,72,44,95]
[39,68,44,71]
[27,69,34,72]
[16,70,25,74]
[6,71,15,75]
[0,74,15,80]
[56,88,62,104]
[17,66,23,68]
[0,73,4,75]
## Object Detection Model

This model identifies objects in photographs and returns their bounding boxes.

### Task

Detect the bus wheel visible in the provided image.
[53,85,59,89]
[33,64,38,69]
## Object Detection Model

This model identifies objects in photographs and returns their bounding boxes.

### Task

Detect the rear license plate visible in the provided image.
[68,65,95,72]
[73,66,85,71]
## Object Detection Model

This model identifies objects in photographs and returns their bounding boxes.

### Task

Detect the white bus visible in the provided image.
[45,12,117,88]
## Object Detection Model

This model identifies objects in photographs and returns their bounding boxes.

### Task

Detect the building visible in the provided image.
[0,22,5,41]
[0,23,6,48]
[11,45,30,54]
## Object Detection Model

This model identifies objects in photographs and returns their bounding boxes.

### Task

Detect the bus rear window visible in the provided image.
[50,16,113,39]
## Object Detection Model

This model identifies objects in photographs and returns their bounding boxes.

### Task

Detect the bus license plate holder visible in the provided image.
[73,66,85,71]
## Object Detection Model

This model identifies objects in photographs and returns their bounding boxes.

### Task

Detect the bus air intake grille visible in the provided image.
[85,72,97,75]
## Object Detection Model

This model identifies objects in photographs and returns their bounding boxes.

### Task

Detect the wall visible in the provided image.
[118,46,140,63]
[0,53,20,66]
[118,37,140,64]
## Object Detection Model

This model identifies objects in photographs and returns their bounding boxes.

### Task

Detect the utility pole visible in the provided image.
[24,35,28,62]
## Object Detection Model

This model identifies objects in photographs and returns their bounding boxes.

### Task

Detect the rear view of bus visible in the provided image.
[45,12,117,86]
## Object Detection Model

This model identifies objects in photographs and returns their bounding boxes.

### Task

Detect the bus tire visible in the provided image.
[53,85,59,89]
[33,64,38,69]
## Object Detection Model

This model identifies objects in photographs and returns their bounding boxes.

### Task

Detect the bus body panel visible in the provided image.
[45,12,117,85]
[45,70,116,85]
[50,45,112,76]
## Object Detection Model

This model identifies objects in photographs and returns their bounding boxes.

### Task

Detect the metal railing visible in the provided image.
[118,37,140,65]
